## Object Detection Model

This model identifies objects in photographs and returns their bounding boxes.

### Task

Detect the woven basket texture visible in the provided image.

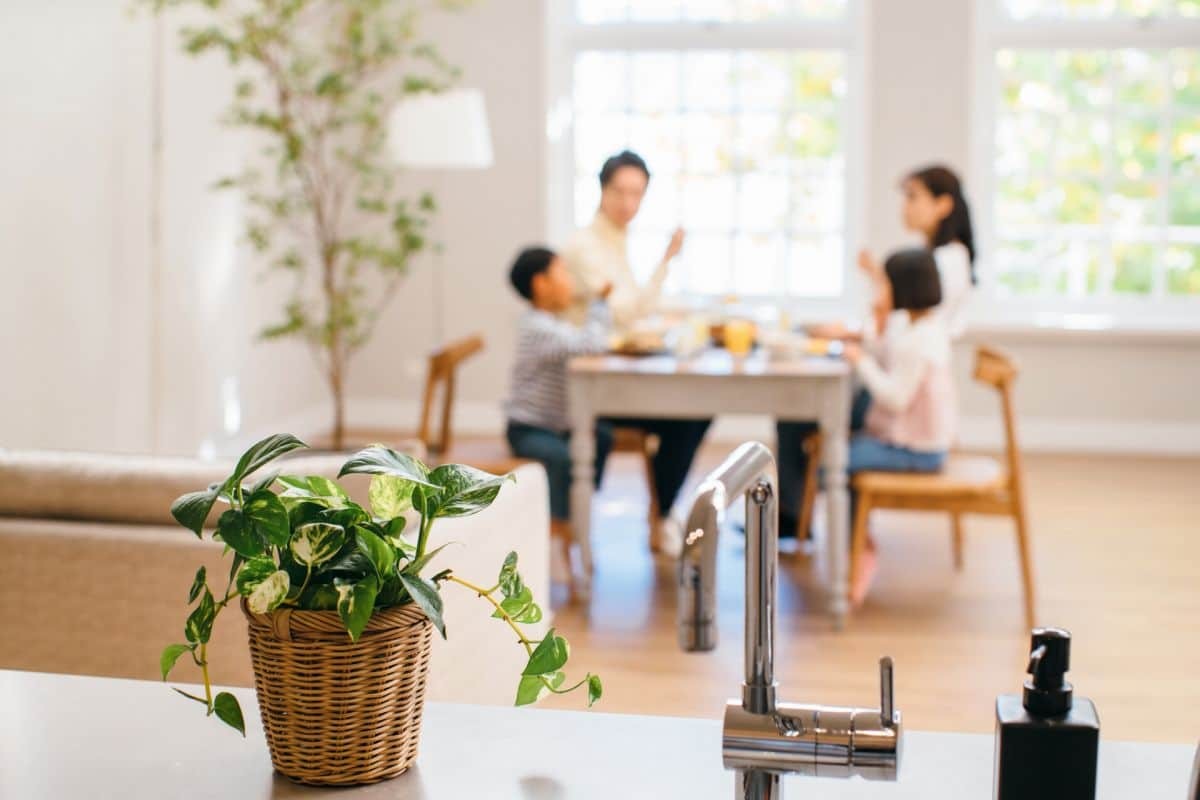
[243,600,432,786]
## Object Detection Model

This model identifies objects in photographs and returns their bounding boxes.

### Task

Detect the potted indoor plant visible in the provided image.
[160,433,599,786]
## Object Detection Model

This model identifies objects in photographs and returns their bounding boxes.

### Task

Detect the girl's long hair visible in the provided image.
[908,165,977,284]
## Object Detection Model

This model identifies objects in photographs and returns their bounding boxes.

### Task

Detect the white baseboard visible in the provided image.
[256,398,1200,458]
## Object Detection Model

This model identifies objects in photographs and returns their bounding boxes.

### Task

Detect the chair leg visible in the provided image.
[849,491,871,585]
[798,432,822,540]
[951,513,965,571]
[1013,502,1037,629]
[643,448,661,523]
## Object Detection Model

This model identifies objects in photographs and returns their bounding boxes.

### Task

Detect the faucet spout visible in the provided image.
[679,441,776,661]
[679,442,903,794]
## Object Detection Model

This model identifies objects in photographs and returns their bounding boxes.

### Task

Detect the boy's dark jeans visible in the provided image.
[506,417,710,522]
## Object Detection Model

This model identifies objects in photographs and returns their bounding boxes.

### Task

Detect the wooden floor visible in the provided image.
[536,446,1200,744]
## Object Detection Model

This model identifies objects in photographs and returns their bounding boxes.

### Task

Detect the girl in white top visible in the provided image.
[859,164,977,341]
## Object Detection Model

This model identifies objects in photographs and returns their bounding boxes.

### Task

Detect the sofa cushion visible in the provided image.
[0,444,422,527]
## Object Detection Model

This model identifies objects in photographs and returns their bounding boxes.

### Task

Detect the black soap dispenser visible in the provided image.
[994,627,1100,800]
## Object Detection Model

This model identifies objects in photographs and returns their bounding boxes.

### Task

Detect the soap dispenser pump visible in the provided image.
[994,627,1100,800]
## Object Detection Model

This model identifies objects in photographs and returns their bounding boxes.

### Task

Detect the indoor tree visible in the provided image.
[149,0,470,449]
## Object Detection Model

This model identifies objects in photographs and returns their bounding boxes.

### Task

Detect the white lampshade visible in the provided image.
[388,88,494,169]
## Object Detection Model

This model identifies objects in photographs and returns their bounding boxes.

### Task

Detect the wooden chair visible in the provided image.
[849,346,1036,627]
[419,334,526,474]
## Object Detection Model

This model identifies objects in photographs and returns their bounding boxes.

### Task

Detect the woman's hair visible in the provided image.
[509,246,556,301]
[599,150,650,187]
[885,248,942,312]
[906,164,976,284]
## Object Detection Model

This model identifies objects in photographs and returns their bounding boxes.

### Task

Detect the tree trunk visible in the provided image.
[329,360,345,451]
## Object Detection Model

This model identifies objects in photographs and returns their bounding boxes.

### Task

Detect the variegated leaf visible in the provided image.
[246,570,290,614]
[368,473,414,519]
[289,522,346,567]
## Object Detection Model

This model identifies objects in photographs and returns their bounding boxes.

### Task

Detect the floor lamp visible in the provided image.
[388,89,494,346]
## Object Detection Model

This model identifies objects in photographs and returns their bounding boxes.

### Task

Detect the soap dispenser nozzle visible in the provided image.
[1023,627,1074,717]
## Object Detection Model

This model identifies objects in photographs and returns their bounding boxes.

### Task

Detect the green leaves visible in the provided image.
[290,522,347,567]
[498,551,523,598]
[236,557,277,596]
[185,588,216,644]
[160,644,193,680]
[368,473,414,519]
[244,490,289,547]
[246,570,290,615]
[338,445,437,488]
[171,486,220,537]
[423,464,514,519]
[398,573,445,638]
[216,509,266,559]
[335,575,380,642]
[587,675,603,707]
[491,586,542,625]
[278,474,349,506]
[523,630,570,677]
[226,434,308,492]
[213,692,245,737]
[188,567,207,603]
[354,527,395,579]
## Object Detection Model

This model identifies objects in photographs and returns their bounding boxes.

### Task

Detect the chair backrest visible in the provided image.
[418,334,485,455]
[972,346,1022,495]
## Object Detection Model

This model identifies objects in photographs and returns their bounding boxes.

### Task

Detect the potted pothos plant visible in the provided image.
[161,433,599,786]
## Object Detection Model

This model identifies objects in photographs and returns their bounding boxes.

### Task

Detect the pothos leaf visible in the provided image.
[335,575,380,642]
[337,445,437,488]
[159,643,193,681]
[244,489,290,547]
[515,675,544,707]
[236,557,278,596]
[424,464,514,519]
[215,509,266,559]
[397,572,445,638]
[587,674,603,707]
[171,486,220,537]
[185,588,216,644]
[188,567,207,604]
[354,526,395,579]
[290,522,346,567]
[498,551,523,599]
[213,692,246,737]
[522,629,569,676]
[368,473,414,519]
[403,541,456,577]
[226,434,308,492]
[246,570,290,615]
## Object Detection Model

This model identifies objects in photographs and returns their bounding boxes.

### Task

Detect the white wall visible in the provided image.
[2,0,1197,456]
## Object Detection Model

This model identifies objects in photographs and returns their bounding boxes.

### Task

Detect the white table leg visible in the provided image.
[821,379,851,628]
[567,374,595,599]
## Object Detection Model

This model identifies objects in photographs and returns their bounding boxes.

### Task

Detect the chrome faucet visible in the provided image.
[679,442,902,796]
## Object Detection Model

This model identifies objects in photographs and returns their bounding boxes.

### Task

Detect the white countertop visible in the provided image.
[1,670,1194,798]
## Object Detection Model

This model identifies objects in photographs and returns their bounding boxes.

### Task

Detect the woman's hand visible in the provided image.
[857,249,883,282]
[843,342,863,365]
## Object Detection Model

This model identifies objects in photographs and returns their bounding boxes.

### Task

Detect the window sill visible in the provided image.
[963,313,1200,345]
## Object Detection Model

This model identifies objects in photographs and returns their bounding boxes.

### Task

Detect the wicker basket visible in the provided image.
[243,600,433,786]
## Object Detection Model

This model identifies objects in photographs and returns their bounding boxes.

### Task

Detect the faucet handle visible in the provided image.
[879,656,896,728]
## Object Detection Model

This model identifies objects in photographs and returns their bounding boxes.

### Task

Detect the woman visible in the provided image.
[776,165,975,537]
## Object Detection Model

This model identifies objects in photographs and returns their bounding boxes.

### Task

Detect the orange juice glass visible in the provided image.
[724,319,754,357]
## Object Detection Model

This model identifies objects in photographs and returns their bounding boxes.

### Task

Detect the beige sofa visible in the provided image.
[0,448,550,706]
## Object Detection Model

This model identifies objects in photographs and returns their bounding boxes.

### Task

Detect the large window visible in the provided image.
[977,0,1200,311]
[549,1,862,301]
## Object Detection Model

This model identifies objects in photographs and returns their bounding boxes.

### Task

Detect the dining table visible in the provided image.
[567,347,854,626]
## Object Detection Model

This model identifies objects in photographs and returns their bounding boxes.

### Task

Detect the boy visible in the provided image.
[504,247,708,573]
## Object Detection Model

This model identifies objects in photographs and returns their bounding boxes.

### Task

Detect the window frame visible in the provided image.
[970,0,1200,332]
[544,0,870,315]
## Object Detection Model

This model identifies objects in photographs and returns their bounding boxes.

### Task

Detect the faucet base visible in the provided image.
[722,700,901,780]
